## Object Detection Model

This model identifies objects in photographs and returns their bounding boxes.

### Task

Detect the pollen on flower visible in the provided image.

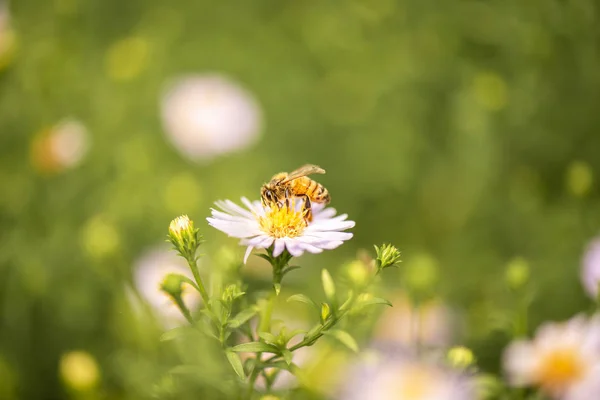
[258,201,307,238]
[535,348,585,393]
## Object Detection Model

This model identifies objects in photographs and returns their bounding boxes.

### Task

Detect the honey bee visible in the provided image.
[261,164,331,221]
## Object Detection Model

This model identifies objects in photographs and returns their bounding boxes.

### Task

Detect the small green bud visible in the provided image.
[168,215,201,260]
[160,273,185,298]
[222,283,245,304]
[447,346,476,369]
[374,243,402,273]
[505,257,529,290]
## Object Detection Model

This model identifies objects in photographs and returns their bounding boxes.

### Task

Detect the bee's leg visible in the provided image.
[302,195,313,222]
[284,188,292,209]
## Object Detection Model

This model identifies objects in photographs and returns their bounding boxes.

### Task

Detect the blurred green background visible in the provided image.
[2,0,600,398]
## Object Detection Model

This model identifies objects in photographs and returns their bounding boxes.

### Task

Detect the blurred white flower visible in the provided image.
[30,118,91,174]
[132,246,201,328]
[581,238,600,299]
[373,292,454,349]
[503,314,600,399]
[50,119,91,168]
[160,74,262,161]
[339,346,476,400]
[207,197,354,263]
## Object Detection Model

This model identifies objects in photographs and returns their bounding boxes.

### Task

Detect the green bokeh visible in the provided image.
[2,0,600,398]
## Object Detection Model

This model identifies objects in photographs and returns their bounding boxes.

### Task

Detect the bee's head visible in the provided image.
[261,185,278,206]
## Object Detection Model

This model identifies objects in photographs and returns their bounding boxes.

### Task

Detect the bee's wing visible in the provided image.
[281,164,326,183]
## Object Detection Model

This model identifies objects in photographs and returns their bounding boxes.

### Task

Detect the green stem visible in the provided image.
[186,256,211,310]
[245,250,289,399]
[173,296,194,324]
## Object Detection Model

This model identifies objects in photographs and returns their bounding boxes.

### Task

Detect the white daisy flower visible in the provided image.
[581,238,600,299]
[373,292,455,349]
[131,246,201,328]
[503,314,600,399]
[160,74,262,161]
[338,345,476,400]
[207,197,354,263]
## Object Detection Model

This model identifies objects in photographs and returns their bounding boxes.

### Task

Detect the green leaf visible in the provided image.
[258,332,278,344]
[230,342,279,354]
[358,297,393,308]
[160,326,193,342]
[281,349,293,365]
[324,329,359,352]
[228,308,258,328]
[225,351,245,379]
[282,265,301,276]
[321,269,336,301]
[287,294,317,309]
[255,253,273,262]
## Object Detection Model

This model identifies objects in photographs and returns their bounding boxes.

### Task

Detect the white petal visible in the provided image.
[241,197,263,215]
[307,218,355,232]
[302,231,354,241]
[243,235,274,248]
[216,199,254,218]
[244,246,254,264]
[313,207,337,219]
[503,341,538,386]
[209,209,255,223]
[314,240,344,250]
[284,239,304,257]
[207,218,261,238]
[273,239,286,257]
[297,242,324,254]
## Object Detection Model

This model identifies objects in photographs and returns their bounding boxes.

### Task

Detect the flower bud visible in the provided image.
[447,346,476,370]
[168,215,201,260]
[374,243,402,273]
[160,273,186,299]
[505,257,529,290]
[221,283,245,304]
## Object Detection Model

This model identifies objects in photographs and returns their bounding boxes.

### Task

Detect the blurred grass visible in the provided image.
[2,0,600,398]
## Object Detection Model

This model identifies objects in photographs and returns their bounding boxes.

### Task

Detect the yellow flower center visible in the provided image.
[536,348,585,394]
[258,201,307,238]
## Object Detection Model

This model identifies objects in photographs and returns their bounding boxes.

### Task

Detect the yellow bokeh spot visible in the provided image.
[163,173,202,215]
[472,72,508,111]
[259,200,307,238]
[566,161,593,197]
[105,37,149,81]
[60,351,100,391]
[344,260,369,286]
[398,365,436,399]
[81,215,120,258]
[505,256,530,289]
